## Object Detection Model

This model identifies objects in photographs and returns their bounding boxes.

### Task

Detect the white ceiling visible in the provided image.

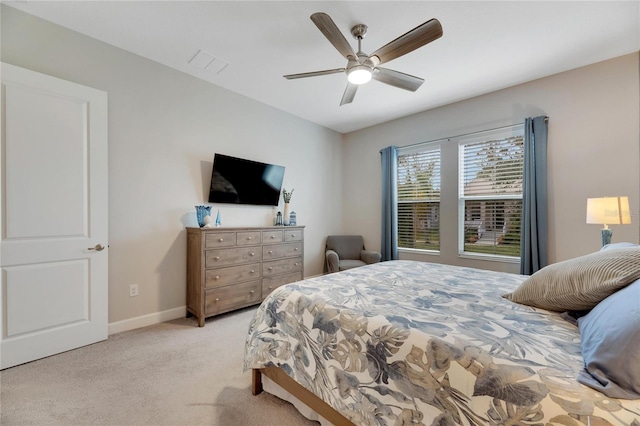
[6,1,639,134]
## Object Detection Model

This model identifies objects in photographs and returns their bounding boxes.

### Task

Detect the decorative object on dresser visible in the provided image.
[281,188,294,225]
[194,205,212,227]
[274,211,283,226]
[186,226,304,327]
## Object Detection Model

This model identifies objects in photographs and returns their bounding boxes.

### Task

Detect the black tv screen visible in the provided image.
[208,154,285,206]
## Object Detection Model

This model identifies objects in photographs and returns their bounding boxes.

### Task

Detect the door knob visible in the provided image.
[88,244,105,251]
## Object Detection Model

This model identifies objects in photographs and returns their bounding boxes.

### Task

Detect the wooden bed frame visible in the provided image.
[252,367,355,426]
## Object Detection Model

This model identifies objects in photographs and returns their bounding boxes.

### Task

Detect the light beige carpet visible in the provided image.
[0,307,317,426]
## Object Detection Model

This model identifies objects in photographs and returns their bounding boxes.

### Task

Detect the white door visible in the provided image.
[0,63,108,369]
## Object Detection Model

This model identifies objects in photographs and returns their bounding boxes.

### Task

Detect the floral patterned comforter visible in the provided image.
[244,260,640,425]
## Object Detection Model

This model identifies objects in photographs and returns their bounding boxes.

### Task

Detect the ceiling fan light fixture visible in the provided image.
[347,65,372,85]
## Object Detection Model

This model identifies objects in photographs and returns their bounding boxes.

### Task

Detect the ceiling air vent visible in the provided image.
[188,49,229,75]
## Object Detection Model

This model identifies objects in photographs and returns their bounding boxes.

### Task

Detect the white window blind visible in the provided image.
[397,145,441,251]
[459,132,524,257]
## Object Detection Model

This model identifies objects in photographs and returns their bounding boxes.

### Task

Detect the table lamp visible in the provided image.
[586,196,631,246]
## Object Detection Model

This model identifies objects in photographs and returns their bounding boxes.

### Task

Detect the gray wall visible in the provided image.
[343,52,640,273]
[1,6,344,326]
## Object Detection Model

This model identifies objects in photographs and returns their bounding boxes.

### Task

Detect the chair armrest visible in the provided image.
[326,249,340,273]
[361,250,382,264]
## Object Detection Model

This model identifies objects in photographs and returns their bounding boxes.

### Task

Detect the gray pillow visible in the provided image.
[503,248,640,311]
[577,279,640,399]
[600,242,640,252]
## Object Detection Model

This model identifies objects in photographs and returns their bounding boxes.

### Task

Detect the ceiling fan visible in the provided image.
[284,12,443,106]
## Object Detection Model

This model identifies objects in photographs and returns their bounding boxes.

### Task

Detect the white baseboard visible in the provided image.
[108,306,186,335]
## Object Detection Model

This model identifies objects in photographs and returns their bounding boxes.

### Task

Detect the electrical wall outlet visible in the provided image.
[129,284,139,297]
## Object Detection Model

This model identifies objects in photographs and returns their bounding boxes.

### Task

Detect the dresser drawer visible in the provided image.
[236,231,261,246]
[263,242,302,260]
[284,229,303,242]
[262,272,302,296]
[205,263,261,288]
[204,280,261,315]
[263,257,303,276]
[205,247,262,268]
[205,232,236,248]
[262,230,283,244]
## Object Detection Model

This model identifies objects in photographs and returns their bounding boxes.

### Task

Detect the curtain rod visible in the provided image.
[397,117,547,151]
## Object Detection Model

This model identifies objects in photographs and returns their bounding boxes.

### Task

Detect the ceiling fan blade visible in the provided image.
[373,68,424,91]
[371,18,443,65]
[284,68,345,79]
[340,83,358,106]
[310,13,357,60]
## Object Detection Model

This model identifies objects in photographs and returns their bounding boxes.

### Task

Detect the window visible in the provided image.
[397,144,441,251]
[459,129,524,258]
[394,125,524,262]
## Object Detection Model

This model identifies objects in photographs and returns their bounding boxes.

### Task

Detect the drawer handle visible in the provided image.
[219,238,224,242]
[268,250,273,254]
[214,256,220,261]
[250,252,255,256]
[215,297,220,302]
[268,267,273,271]
[294,263,299,266]
[247,236,252,240]
[215,275,220,280]
[268,286,273,290]
[294,248,298,251]
[292,234,296,237]
[250,289,255,294]
[250,270,255,274]
[270,235,275,239]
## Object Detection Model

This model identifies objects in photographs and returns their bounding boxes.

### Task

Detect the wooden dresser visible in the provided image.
[186,226,305,326]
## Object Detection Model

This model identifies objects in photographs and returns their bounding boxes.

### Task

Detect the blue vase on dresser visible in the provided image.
[195,205,212,227]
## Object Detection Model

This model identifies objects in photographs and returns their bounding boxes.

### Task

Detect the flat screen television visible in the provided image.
[208,154,285,206]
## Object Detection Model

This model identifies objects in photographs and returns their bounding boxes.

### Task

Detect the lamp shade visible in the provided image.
[586,196,631,225]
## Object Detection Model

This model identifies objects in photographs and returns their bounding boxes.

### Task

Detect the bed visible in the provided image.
[244,260,640,425]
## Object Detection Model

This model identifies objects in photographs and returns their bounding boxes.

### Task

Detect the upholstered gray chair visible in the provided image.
[325,235,382,273]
